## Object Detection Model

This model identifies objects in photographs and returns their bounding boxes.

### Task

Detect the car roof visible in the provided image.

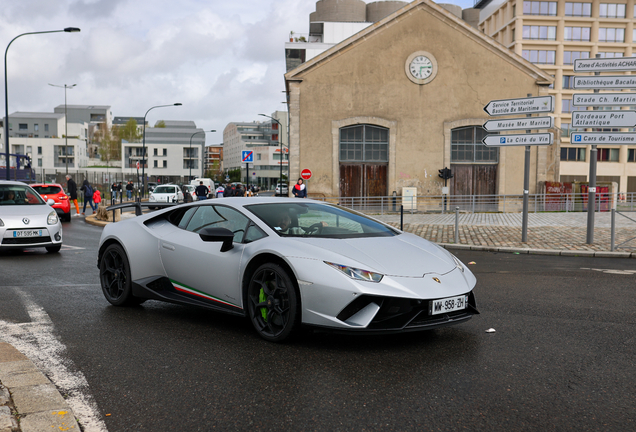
[31,183,63,187]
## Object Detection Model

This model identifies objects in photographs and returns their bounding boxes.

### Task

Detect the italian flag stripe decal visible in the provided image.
[170,279,242,309]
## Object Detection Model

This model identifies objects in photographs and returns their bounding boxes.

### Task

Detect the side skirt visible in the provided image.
[132,276,245,318]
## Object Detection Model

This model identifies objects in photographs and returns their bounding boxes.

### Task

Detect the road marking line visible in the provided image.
[580,267,636,275]
[61,245,86,250]
[0,288,107,432]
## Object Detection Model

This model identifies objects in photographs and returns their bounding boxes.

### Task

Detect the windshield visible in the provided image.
[0,185,46,206]
[32,185,63,195]
[245,202,399,239]
[153,186,176,194]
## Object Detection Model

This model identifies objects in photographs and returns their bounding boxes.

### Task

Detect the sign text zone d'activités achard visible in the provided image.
[573,57,636,72]
[483,96,554,116]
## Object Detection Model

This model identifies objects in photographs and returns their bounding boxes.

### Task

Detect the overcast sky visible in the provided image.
[1,0,472,143]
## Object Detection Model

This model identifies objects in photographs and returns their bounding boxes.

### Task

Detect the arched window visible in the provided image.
[451,126,498,163]
[339,125,389,162]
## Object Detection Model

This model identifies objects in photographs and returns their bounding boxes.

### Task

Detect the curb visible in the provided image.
[0,342,79,432]
[440,243,636,258]
[84,213,108,227]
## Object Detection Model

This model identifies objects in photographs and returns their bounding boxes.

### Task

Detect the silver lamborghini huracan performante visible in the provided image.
[97,198,478,342]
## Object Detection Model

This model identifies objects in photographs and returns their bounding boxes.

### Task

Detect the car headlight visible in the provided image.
[324,261,383,283]
[47,211,59,225]
[0,218,4,227]
[149,195,156,202]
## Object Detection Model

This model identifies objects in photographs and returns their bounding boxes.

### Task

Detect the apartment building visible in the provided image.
[478,0,636,192]
[223,111,288,188]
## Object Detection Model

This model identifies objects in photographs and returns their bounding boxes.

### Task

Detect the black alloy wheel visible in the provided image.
[99,244,144,306]
[247,263,299,342]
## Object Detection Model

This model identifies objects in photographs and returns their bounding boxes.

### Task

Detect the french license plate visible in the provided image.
[13,230,43,238]
[430,295,468,315]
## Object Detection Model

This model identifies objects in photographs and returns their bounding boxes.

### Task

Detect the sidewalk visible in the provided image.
[373,212,636,257]
[0,340,79,432]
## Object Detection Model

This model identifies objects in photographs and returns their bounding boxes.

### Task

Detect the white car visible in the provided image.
[275,183,288,196]
[97,198,478,342]
[0,181,63,253]
[149,185,184,207]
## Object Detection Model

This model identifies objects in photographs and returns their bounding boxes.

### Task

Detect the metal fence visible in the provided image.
[611,209,636,251]
[315,193,636,214]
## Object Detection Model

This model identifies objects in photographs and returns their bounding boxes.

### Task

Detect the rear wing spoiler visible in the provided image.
[105,202,179,216]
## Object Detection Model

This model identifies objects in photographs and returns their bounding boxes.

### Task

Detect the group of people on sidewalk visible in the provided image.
[111,181,136,201]
[65,175,101,216]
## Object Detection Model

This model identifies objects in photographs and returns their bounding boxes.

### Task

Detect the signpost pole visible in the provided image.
[586,54,601,244]
[522,93,532,242]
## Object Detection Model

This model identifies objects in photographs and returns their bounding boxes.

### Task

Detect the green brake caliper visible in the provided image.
[259,286,267,321]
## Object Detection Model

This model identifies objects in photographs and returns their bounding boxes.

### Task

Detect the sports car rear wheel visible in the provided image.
[100,244,145,306]
[247,263,299,342]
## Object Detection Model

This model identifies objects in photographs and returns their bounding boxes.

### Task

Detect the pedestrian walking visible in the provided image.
[215,185,225,198]
[111,182,118,201]
[195,181,209,201]
[80,180,97,215]
[292,178,307,198]
[126,181,133,200]
[65,175,80,216]
[93,188,102,206]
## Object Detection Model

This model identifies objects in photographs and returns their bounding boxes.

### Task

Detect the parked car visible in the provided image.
[149,184,184,208]
[30,183,72,222]
[97,198,478,342]
[0,181,63,253]
[275,183,288,196]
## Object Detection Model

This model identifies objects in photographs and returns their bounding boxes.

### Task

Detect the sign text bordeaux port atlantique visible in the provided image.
[482,116,553,132]
[482,133,553,147]
[483,95,554,116]
[571,111,636,128]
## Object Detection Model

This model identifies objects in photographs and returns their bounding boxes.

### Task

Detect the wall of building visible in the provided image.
[288,2,555,197]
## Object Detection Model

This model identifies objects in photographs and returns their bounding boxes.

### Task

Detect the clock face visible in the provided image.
[409,56,433,80]
[405,51,437,85]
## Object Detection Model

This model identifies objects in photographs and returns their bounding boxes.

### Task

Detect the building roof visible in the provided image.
[285,0,553,85]
[54,104,111,110]
[9,112,65,119]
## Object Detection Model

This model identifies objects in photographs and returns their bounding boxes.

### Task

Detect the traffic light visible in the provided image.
[438,167,453,180]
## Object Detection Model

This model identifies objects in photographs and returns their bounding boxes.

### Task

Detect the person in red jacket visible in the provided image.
[292,178,307,198]
[93,188,102,206]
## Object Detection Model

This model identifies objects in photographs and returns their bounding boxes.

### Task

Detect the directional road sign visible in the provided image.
[241,150,254,162]
[483,96,554,116]
[570,132,636,145]
[573,56,636,72]
[571,111,636,128]
[482,116,553,132]
[573,76,636,89]
[572,93,636,106]
[482,133,553,147]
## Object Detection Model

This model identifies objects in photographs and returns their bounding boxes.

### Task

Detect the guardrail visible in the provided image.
[315,193,636,214]
[610,209,636,251]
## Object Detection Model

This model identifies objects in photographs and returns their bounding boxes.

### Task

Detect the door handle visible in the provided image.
[161,242,175,251]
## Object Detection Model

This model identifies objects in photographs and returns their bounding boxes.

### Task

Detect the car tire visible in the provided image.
[45,245,61,253]
[247,263,300,343]
[63,213,71,222]
[99,244,145,306]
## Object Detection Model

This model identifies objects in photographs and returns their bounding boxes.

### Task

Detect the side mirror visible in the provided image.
[199,227,234,252]
[47,198,55,206]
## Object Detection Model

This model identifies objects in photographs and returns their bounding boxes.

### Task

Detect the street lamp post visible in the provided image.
[49,83,76,174]
[141,103,182,198]
[189,130,215,181]
[4,27,80,180]
[258,113,284,194]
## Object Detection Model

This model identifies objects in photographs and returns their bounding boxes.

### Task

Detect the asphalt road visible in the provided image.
[0,219,634,431]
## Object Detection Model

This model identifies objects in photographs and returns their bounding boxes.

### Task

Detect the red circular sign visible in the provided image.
[301,169,312,180]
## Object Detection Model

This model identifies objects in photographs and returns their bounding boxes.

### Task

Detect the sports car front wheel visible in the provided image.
[247,263,299,342]
[99,244,145,306]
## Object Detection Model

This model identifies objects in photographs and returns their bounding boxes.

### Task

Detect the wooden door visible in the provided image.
[450,164,498,211]
[339,164,387,197]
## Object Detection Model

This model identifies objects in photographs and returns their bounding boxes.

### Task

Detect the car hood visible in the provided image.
[288,233,456,277]
[0,205,52,218]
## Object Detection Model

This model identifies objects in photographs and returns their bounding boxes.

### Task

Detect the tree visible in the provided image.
[94,124,120,167]
[205,160,224,183]
[228,168,241,182]
[154,120,166,128]
[119,118,141,143]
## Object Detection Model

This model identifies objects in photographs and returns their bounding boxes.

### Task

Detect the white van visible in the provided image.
[190,178,215,198]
